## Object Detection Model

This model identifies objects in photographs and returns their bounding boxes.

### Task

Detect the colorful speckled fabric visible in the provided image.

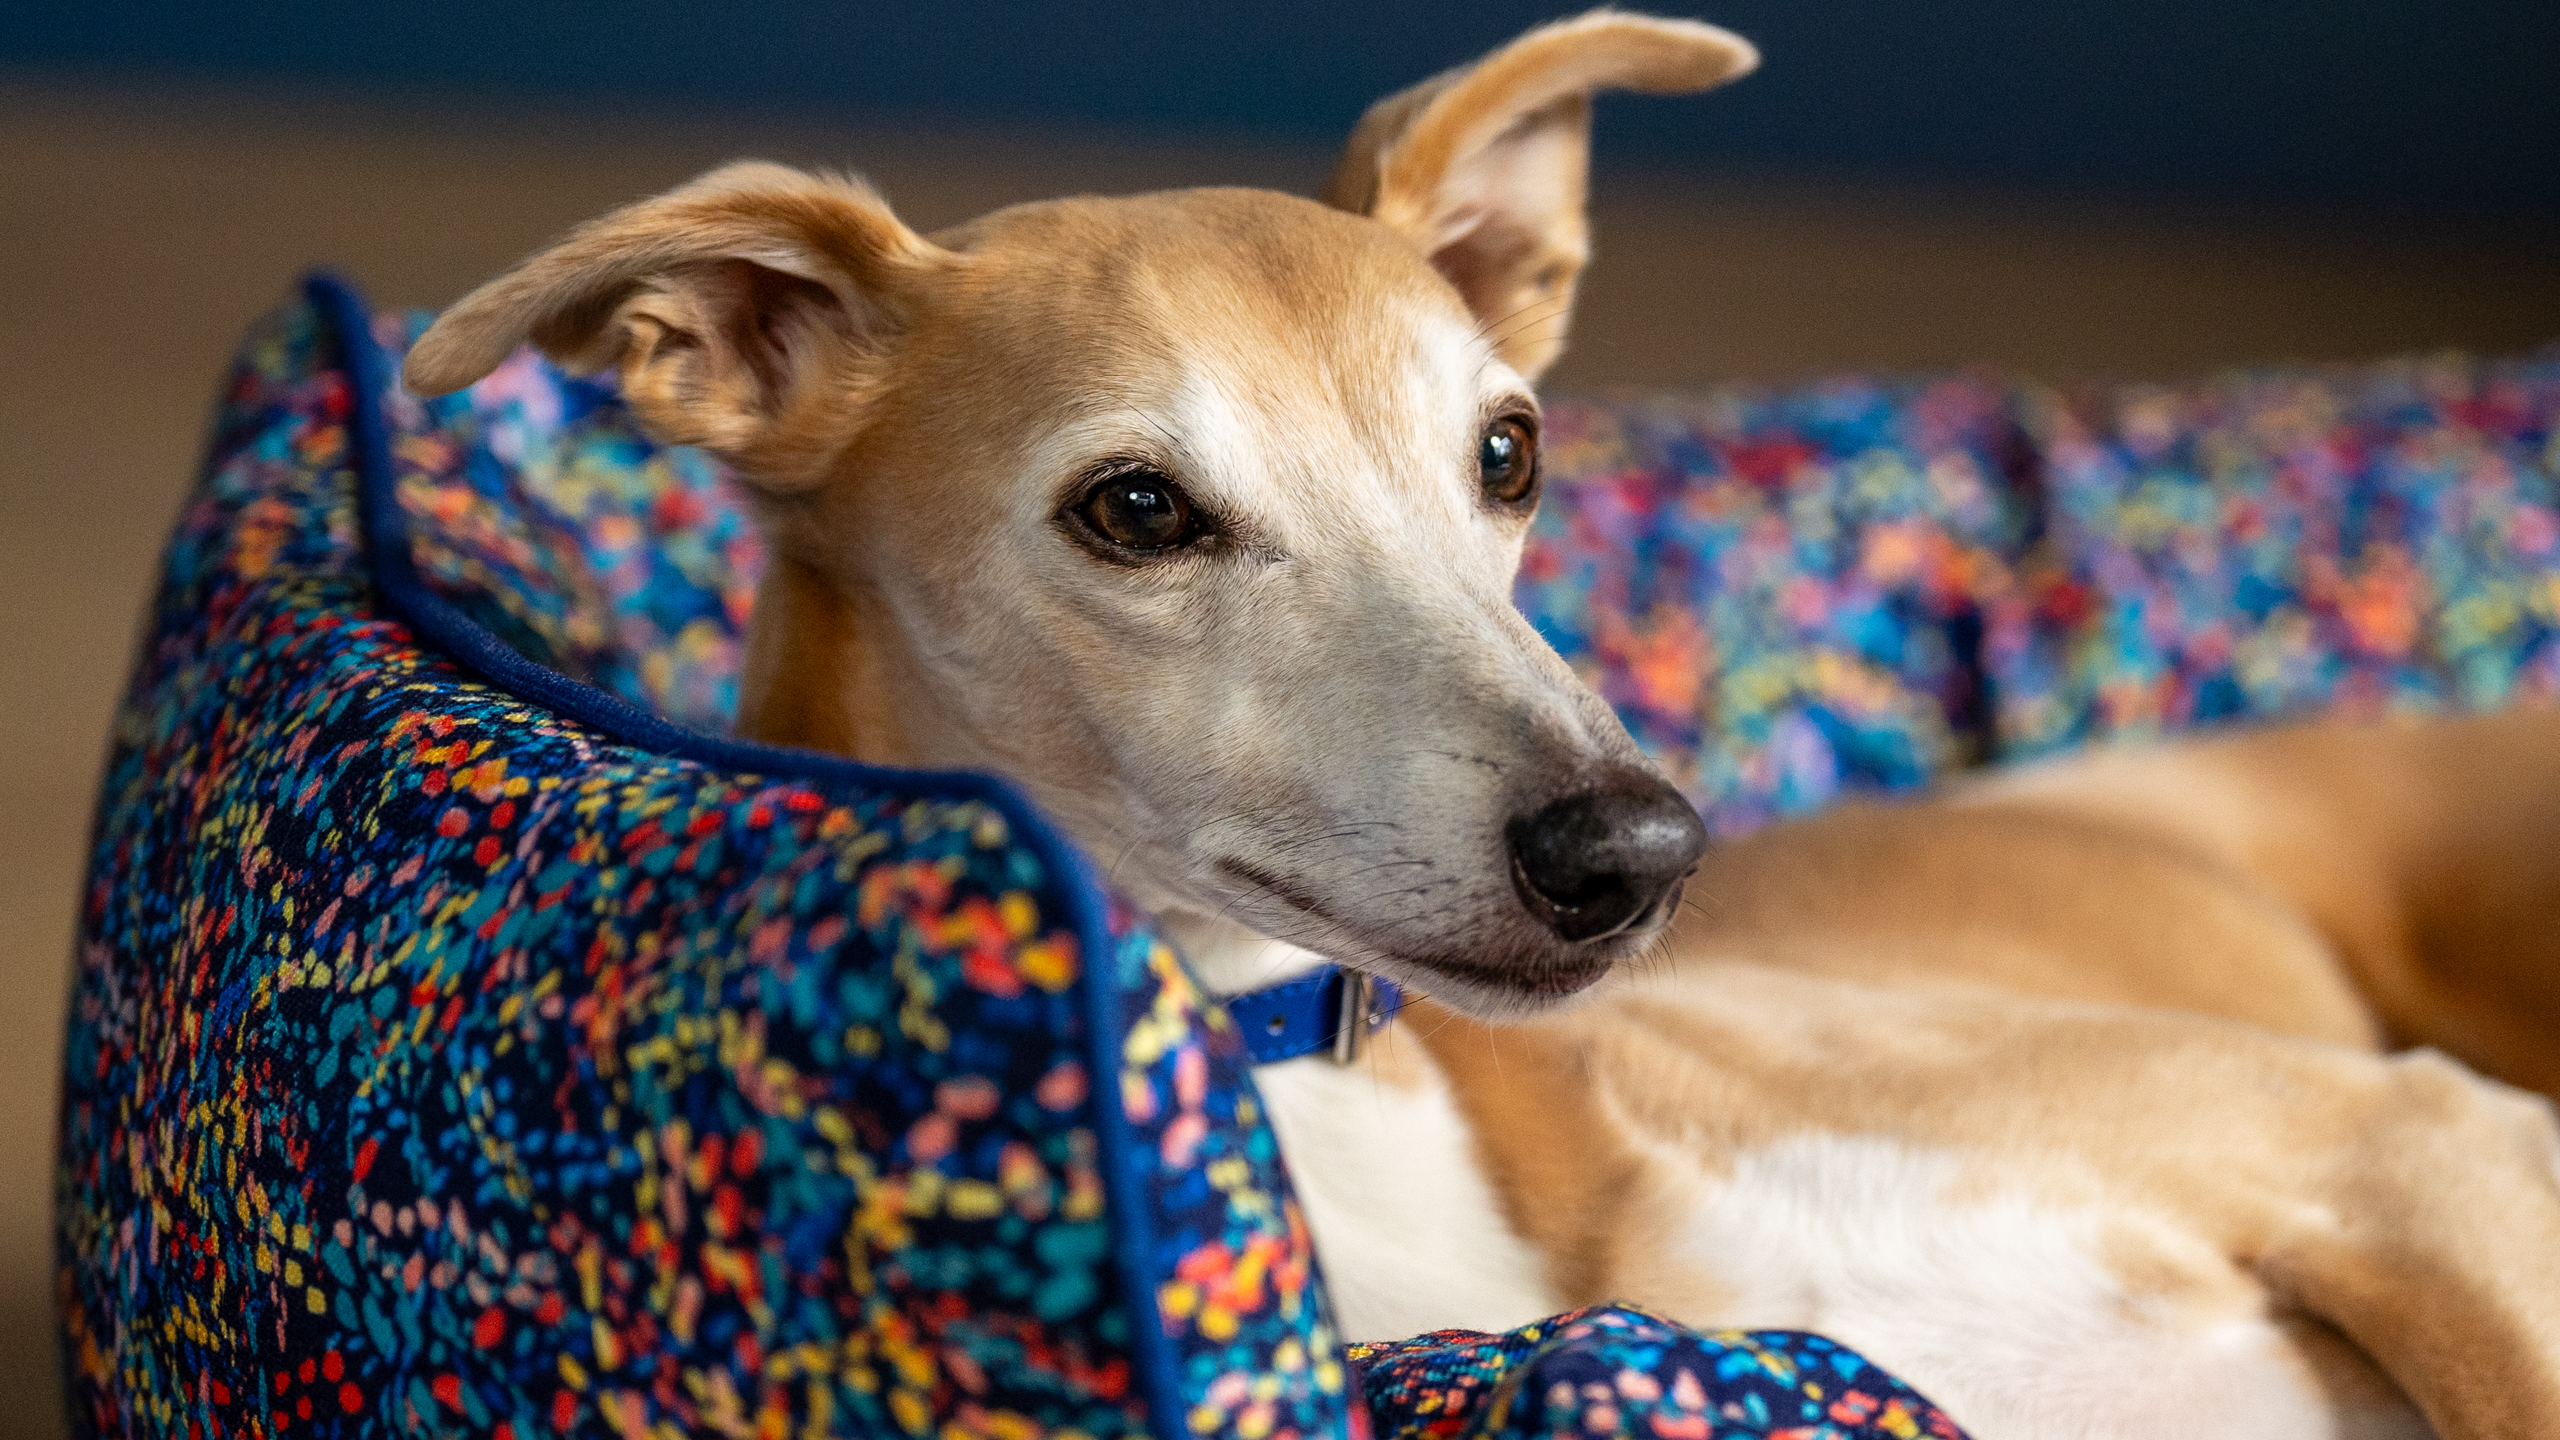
[1348,1307,1964,1440]
[1103,909,1350,1440]
[386,336,761,734]
[1523,355,2560,832]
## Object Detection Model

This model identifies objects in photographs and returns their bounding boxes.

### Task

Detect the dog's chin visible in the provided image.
[1196,856,1688,1020]
[1361,922,1667,1021]
[1361,874,1690,1020]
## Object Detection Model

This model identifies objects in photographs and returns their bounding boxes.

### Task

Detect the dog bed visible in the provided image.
[58,272,2559,1440]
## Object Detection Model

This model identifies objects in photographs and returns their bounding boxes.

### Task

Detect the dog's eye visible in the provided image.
[1079,470,1199,552]
[1480,416,1539,507]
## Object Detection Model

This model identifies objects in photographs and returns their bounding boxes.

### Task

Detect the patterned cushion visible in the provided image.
[1350,1307,1965,1440]
[1522,355,2560,834]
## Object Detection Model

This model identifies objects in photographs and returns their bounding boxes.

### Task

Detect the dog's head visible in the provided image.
[406,12,1753,1015]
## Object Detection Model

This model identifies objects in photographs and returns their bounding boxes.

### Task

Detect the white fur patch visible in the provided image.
[1253,1048,1562,1342]
[1650,1135,2417,1440]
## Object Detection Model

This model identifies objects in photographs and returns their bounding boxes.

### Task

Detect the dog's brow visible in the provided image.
[1108,394,1191,462]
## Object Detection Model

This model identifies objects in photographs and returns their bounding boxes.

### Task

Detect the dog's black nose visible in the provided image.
[1507,776,1709,942]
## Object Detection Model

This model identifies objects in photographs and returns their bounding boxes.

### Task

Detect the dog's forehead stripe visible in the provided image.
[1157,317,1496,522]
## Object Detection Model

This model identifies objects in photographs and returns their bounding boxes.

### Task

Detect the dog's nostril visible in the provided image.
[1507,776,1709,943]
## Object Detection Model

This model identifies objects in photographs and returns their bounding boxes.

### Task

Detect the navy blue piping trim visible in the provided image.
[1224,966,1405,1066]
[303,271,1192,1440]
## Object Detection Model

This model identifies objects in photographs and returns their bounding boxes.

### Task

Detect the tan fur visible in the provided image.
[1428,951,2560,1436]
[732,555,909,761]
[1324,11,1756,377]
[1411,706,2560,1436]
[407,14,2560,1437]
[1957,707,2560,1093]
[407,163,948,492]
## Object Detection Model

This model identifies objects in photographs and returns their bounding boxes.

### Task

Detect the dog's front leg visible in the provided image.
[1558,970,2560,1437]
[2248,1050,2560,1439]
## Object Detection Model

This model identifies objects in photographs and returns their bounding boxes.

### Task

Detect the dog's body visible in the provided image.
[405,14,2560,1437]
[1233,706,2560,1438]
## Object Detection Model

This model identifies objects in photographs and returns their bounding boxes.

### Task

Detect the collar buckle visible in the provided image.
[1331,971,1382,1065]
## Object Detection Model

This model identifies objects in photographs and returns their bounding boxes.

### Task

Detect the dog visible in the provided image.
[403,13,2560,1437]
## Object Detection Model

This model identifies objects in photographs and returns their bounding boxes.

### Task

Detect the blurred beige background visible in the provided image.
[4,79,2558,1435]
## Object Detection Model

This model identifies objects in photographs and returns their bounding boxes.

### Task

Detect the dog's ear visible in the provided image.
[1324,11,1755,379]
[404,161,951,493]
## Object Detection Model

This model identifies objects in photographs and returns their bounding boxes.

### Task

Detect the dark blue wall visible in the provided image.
[11,1,2556,213]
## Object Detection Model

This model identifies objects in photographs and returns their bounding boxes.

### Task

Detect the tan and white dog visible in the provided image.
[404,13,2560,1438]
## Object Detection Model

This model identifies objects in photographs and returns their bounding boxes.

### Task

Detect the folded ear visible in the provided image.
[404,161,951,493]
[1323,11,1755,380]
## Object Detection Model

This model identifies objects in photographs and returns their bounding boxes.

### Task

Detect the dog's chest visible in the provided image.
[1250,1051,1563,1343]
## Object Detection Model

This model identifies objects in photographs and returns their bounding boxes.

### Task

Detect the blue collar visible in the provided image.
[1223,965,1405,1065]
